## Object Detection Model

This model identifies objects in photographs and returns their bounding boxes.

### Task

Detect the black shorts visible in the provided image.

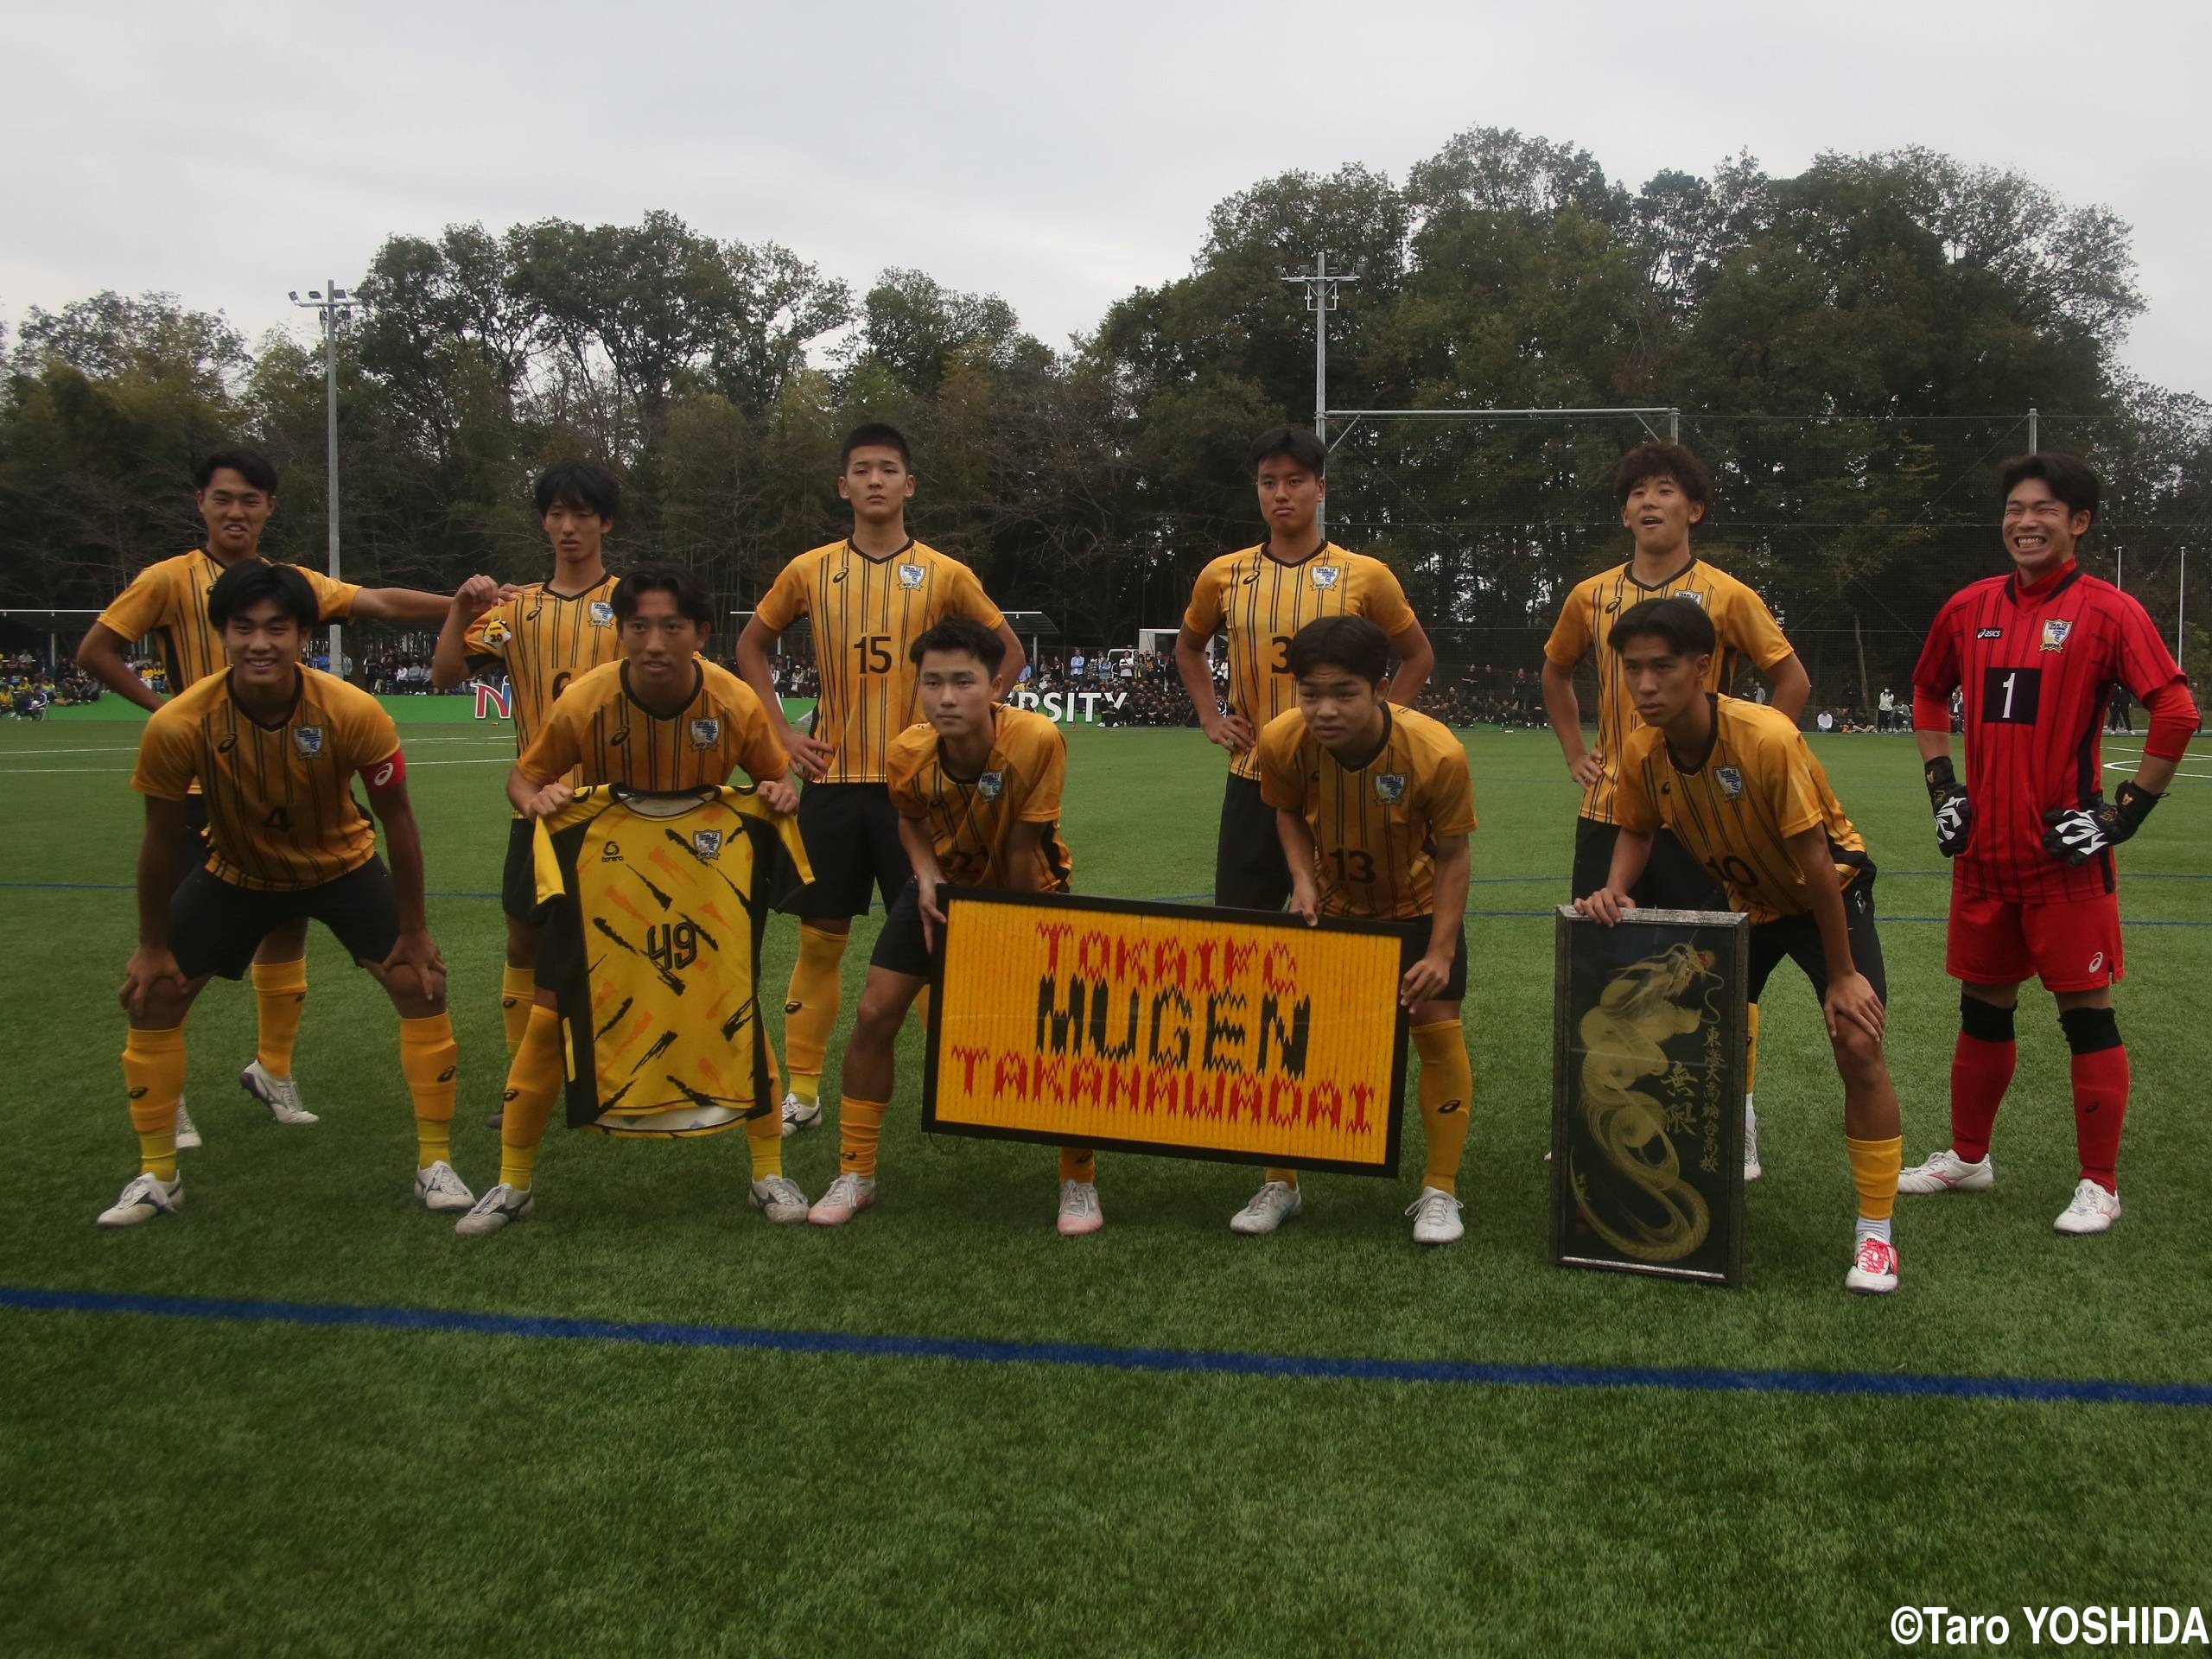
[1395,915,1469,1003]
[1214,774,1291,912]
[785,783,910,920]
[500,817,538,923]
[1571,817,1728,912]
[1746,870,1888,1008]
[168,798,212,898]
[170,857,402,982]
[871,878,1075,981]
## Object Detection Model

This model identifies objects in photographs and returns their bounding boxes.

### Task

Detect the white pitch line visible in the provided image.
[0,734,512,757]
[0,757,515,777]
[2105,760,2212,781]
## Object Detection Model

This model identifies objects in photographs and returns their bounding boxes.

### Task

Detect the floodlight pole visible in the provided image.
[288,279,365,680]
[1285,253,1357,537]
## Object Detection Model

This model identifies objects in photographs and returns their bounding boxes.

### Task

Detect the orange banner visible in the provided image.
[922,891,1409,1174]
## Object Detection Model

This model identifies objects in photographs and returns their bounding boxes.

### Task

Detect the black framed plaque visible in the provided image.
[1550,906,1750,1287]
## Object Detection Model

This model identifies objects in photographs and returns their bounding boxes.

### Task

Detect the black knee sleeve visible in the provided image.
[2058,1006,2122,1055]
[1960,994,2016,1045]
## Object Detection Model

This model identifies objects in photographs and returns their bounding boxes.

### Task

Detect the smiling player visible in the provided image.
[75,448,465,1147]
[98,561,469,1227]
[1901,454,2196,1234]
[1542,442,1809,1181]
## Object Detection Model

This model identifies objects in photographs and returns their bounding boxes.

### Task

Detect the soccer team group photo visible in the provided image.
[72,422,2196,1300]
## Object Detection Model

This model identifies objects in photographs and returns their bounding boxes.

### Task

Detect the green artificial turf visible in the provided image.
[3,718,2207,1654]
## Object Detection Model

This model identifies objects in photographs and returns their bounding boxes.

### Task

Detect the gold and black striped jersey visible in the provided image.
[1614,695,1866,924]
[518,659,790,794]
[461,573,623,805]
[132,666,397,892]
[532,786,810,1135]
[1542,556,1794,826]
[884,706,1072,891]
[1255,703,1478,919]
[754,539,1005,785]
[99,550,359,696]
[1184,543,1417,781]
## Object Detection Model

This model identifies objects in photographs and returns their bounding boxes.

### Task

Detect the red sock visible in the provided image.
[2070,1046,2130,1192]
[1949,1033,2014,1163]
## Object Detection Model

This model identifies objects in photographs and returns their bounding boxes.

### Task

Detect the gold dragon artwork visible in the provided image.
[1570,942,1723,1262]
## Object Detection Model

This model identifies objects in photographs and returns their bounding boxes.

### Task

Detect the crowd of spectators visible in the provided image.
[4,652,105,715]
[1413,663,1547,729]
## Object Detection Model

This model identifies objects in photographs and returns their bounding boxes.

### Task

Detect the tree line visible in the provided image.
[3,127,2206,696]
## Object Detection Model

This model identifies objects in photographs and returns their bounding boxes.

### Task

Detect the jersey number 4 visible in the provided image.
[1981,665,2043,725]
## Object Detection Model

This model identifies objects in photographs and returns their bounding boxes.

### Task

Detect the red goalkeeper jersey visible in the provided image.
[1914,561,2186,903]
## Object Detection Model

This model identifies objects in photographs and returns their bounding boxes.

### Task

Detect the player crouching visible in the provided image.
[1247,615,1478,1244]
[809,617,1096,1235]
[1575,598,1904,1294]
[99,562,470,1226]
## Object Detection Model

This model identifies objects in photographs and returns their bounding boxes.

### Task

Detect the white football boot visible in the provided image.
[174,1098,200,1152]
[2053,1179,2121,1236]
[747,1175,811,1224]
[455,1183,533,1236]
[1229,1180,1302,1236]
[1406,1186,1465,1245]
[1742,1096,1761,1182]
[1845,1235,1900,1294]
[238,1060,319,1125]
[97,1171,183,1228]
[780,1093,822,1137]
[414,1160,475,1213]
[1056,1179,1103,1237]
[808,1171,877,1227]
[1896,1147,1993,1195]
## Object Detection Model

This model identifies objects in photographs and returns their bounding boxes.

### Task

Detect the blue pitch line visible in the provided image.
[4,1285,2207,1408]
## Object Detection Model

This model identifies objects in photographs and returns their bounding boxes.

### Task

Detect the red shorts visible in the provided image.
[1947,887,2124,992]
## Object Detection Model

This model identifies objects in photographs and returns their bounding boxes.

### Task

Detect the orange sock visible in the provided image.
[1414,1018,1472,1197]
[499,964,535,1058]
[1264,1167,1300,1188]
[398,1014,459,1169]
[783,925,847,1091]
[1058,1146,1095,1184]
[122,1024,187,1180]
[251,957,308,1076]
[838,1096,887,1179]
[499,1005,565,1190]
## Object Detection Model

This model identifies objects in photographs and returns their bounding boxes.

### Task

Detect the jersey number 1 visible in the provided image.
[1980,665,2042,725]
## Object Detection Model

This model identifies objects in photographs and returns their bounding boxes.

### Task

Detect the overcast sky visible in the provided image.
[7,0,2206,399]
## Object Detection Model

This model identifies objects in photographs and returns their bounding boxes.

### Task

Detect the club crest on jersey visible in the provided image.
[896,562,926,589]
[2042,618,2073,652]
[691,830,723,861]
[1374,772,1407,804]
[292,727,323,758]
[588,601,614,626]
[1310,564,1342,591]
[689,718,721,748]
[481,619,512,646]
[1717,766,1745,799]
[977,771,1005,800]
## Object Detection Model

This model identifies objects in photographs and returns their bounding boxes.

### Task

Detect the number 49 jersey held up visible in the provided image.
[1914,563,2193,904]
[530,786,811,1137]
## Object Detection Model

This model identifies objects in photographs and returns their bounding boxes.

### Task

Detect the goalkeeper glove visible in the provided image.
[2043,780,2162,866]
[1924,756,1972,858]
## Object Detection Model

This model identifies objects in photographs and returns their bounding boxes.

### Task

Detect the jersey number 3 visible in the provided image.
[1981,665,2043,725]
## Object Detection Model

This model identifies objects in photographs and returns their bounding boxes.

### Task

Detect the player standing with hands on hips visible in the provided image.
[1901,454,2197,1234]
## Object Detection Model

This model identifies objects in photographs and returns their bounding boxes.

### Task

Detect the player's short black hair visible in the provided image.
[842,423,912,471]
[1998,452,2100,527]
[613,563,714,628]
[1249,425,1327,477]
[194,447,279,494]
[909,613,1005,673]
[1612,442,1712,510]
[208,559,317,630]
[1609,595,1716,658]
[1286,614,1389,684]
[533,460,620,523]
